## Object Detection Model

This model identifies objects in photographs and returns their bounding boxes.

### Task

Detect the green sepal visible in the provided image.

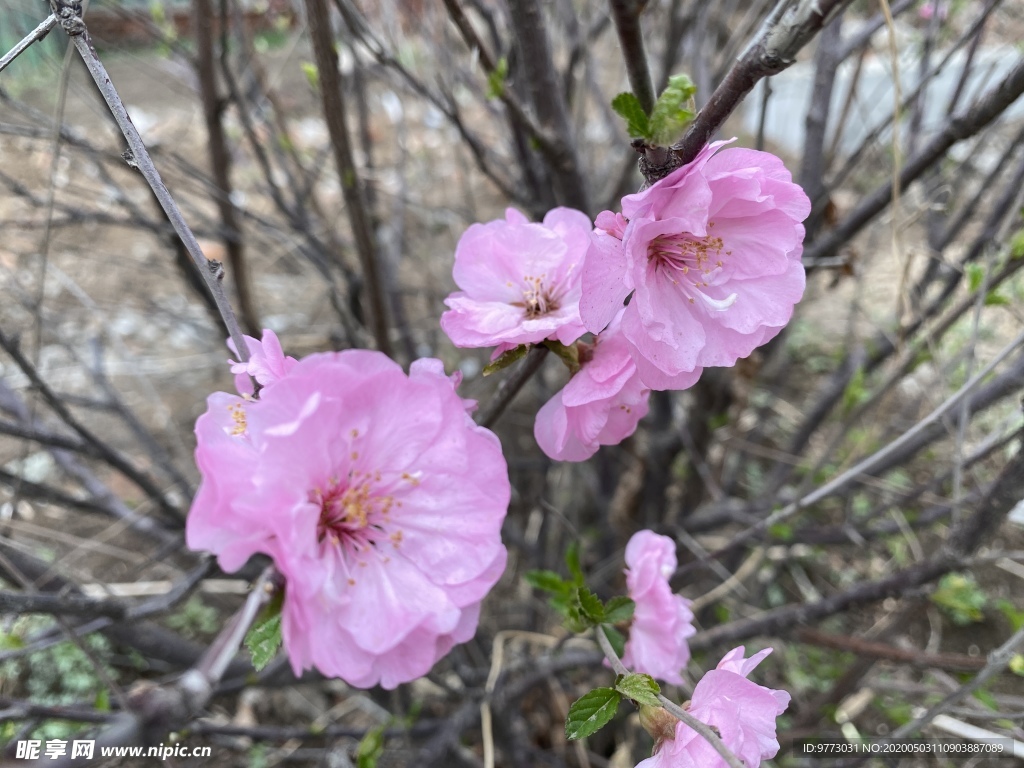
[483,344,528,376]
[543,339,581,375]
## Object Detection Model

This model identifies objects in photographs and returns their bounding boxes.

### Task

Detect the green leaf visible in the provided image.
[601,624,626,658]
[483,344,528,376]
[94,688,110,712]
[931,572,987,626]
[245,614,282,671]
[611,92,652,139]
[525,569,572,596]
[564,604,593,634]
[0,632,25,651]
[301,62,319,90]
[486,57,509,100]
[1010,655,1024,677]
[984,291,1010,306]
[602,596,635,625]
[543,339,581,375]
[649,74,697,146]
[576,586,605,624]
[565,541,584,584]
[973,687,999,710]
[965,263,985,293]
[357,723,386,768]
[996,599,1024,631]
[565,687,621,740]
[1010,228,1024,259]
[614,673,662,707]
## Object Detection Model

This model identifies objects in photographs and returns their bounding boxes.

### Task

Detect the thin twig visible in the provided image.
[0,15,57,75]
[672,0,851,168]
[477,346,549,429]
[0,327,181,522]
[608,0,656,114]
[717,324,1024,555]
[61,21,251,363]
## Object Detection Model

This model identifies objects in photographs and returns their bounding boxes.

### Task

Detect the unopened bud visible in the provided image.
[638,704,678,743]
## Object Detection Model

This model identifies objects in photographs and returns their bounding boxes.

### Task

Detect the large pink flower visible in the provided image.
[533,310,650,462]
[186,347,509,689]
[637,646,790,768]
[441,207,591,351]
[621,530,694,686]
[581,142,810,390]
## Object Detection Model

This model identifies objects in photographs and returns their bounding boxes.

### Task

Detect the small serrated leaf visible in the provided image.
[483,344,528,376]
[611,92,652,139]
[245,614,282,671]
[576,586,605,623]
[601,624,627,657]
[614,673,662,707]
[525,569,572,596]
[565,687,621,740]
[650,73,697,146]
[602,596,635,625]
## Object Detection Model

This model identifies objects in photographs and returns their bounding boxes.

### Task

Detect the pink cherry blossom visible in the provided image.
[581,141,810,390]
[918,2,948,21]
[636,646,790,768]
[441,207,591,352]
[186,346,509,689]
[533,310,650,461]
[621,530,694,686]
[227,328,298,395]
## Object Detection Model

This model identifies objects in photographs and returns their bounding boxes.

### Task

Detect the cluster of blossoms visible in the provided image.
[185,138,800,766]
[187,330,509,689]
[442,141,810,459]
[622,532,788,767]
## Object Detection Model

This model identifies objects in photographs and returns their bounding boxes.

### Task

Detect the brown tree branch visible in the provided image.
[193,0,260,336]
[303,0,392,356]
